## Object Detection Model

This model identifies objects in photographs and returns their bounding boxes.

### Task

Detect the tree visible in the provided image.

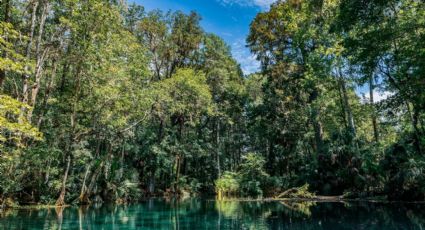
[337,0,425,153]
[149,68,213,193]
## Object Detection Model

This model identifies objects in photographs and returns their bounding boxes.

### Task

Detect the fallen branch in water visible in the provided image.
[276,184,316,199]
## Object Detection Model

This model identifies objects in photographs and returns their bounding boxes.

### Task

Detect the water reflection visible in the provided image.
[279,200,316,216]
[1,199,425,229]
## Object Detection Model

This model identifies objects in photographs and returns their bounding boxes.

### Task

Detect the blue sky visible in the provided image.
[136,0,277,74]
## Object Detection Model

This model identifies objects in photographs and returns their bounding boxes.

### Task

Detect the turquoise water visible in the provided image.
[1,199,425,229]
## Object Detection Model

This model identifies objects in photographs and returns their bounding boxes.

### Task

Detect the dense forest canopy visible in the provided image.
[0,0,424,206]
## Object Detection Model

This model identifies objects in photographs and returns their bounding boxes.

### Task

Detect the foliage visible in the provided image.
[0,95,42,146]
[239,153,269,197]
[276,184,316,199]
[216,153,270,198]
[215,172,240,197]
[0,22,32,75]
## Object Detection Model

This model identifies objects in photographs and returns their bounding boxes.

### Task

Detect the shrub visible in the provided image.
[215,153,270,198]
[215,172,240,198]
[239,153,269,197]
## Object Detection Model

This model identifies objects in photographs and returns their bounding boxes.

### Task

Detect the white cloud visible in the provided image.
[231,39,261,75]
[252,0,277,8]
[217,0,277,9]
[362,91,394,103]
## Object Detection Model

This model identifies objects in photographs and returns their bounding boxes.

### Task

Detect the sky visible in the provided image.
[136,0,277,74]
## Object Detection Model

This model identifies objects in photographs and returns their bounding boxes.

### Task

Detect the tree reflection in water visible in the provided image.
[1,199,425,229]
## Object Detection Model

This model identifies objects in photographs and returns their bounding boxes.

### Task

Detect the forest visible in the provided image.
[0,0,424,207]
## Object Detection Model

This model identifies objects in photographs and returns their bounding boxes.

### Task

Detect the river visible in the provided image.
[1,199,425,229]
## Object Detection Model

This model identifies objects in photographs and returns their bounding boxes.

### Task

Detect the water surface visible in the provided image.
[1,199,425,229]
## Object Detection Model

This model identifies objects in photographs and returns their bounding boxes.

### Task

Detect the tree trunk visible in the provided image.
[148,172,155,194]
[174,155,181,193]
[2,0,10,24]
[173,116,184,193]
[37,60,57,128]
[411,107,423,155]
[79,159,105,204]
[28,1,49,122]
[369,75,379,143]
[118,144,124,180]
[78,164,91,204]
[338,71,356,139]
[404,103,423,154]
[337,85,348,129]
[309,88,325,156]
[58,59,82,204]
[216,119,221,177]
[56,155,71,206]
[22,0,39,104]
[268,139,275,175]
[44,159,51,184]
[0,66,5,90]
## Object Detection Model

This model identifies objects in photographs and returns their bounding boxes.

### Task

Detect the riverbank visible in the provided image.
[3,196,425,212]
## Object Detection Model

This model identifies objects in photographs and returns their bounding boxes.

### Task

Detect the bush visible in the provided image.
[215,153,270,198]
[178,176,202,195]
[239,153,269,197]
[381,136,425,200]
[215,172,240,198]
